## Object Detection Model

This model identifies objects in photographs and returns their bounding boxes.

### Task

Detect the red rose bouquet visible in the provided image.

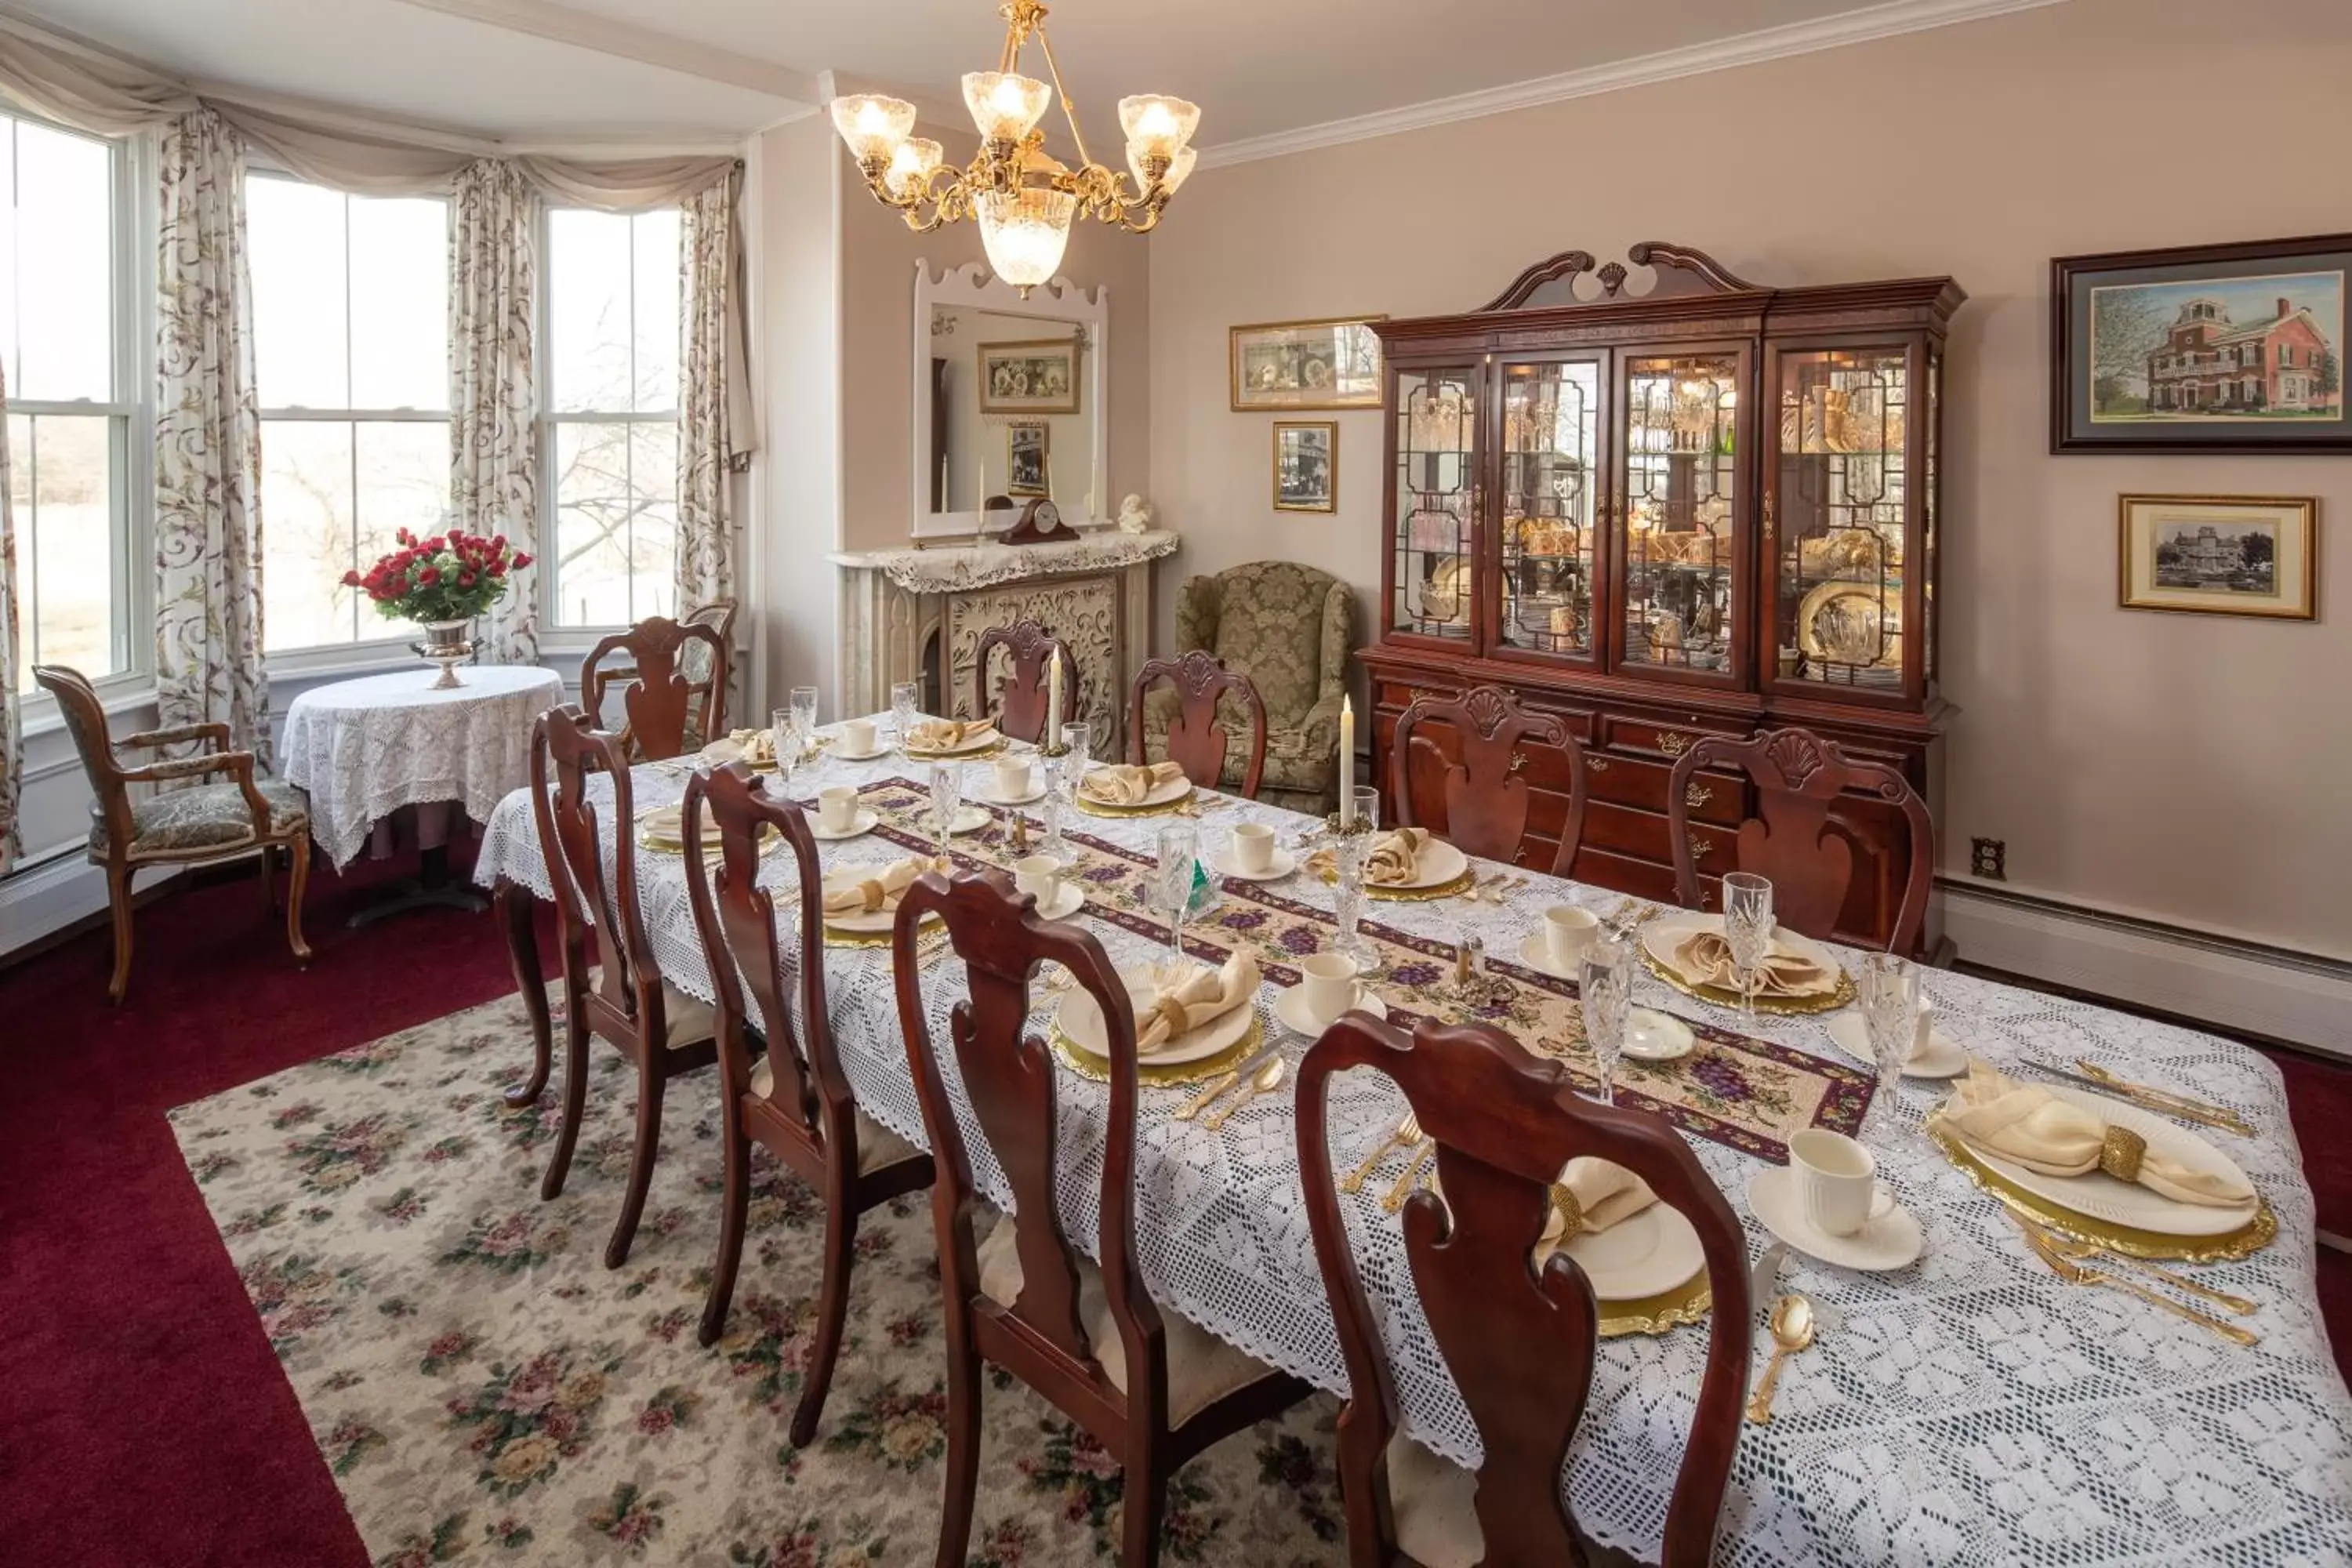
[342,527,532,625]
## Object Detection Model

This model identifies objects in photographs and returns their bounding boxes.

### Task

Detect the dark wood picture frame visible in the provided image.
[1272,419,1337,513]
[2117,493,2318,621]
[2052,232,2351,453]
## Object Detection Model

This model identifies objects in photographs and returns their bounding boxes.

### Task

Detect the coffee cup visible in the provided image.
[1299,952,1360,1029]
[1788,1128,1895,1239]
[1012,854,1062,906]
[841,717,877,755]
[818,786,860,834]
[1231,822,1276,874]
[993,755,1034,800]
[1543,905,1600,971]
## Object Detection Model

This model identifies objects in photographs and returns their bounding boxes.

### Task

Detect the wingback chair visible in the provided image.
[1146,563,1354,815]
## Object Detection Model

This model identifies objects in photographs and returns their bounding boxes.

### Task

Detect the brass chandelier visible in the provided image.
[829,0,1200,294]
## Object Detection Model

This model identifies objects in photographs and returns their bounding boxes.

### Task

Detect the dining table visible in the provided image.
[472,717,2352,1567]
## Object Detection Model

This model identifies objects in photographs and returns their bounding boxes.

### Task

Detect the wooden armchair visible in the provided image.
[1667,726,1934,955]
[680,764,932,1445]
[531,705,719,1268]
[1127,650,1268,800]
[35,663,312,1004]
[891,868,1311,1567]
[1295,1014,1752,1568]
[580,608,731,762]
[1391,684,1589,874]
[972,618,1078,745]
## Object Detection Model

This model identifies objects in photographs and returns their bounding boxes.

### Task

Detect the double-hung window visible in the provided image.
[248,175,450,656]
[543,207,680,629]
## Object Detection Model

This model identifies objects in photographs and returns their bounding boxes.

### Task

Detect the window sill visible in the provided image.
[19,677,157,742]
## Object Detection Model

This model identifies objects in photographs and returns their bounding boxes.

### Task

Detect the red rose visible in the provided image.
[395,528,414,546]
[457,571,476,588]
[510,552,533,570]
[419,568,441,586]
[490,534,506,550]
[340,568,362,587]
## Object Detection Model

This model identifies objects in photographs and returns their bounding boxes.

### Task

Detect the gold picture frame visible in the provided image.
[1005,421,1049,498]
[1272,420,1337,514]
[978,337,1080,415]
[1229,315,1386,411]
[2118,494,2318,620]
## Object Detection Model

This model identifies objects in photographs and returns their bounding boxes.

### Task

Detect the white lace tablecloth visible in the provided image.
[285,666,564,867]
[474,724,2352,1567]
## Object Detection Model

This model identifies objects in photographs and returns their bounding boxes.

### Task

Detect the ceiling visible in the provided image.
[13,0,2054,149]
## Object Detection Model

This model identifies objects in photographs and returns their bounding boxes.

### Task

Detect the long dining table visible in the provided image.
[474,720,2352,1566]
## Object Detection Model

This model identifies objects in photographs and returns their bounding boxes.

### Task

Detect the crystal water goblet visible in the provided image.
[1721,871,1775,1024]
[1579,930,1635,1105]
[1331,786,1381,974]
[1857,952,1922,1142]
[1155,822,1200,975]
[928,760,963,867]
[771,708,804,797]
[891,681,920,756]
[789,685,818,760]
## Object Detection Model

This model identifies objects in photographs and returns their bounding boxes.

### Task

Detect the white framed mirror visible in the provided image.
[912,260,1109,540]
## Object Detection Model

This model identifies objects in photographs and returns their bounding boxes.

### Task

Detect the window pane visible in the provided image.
[629,422,677,619]
[550,209,633,413]
[554,421,633,626]
[25,412,119,677]
[631,209,680,412]
[13,121,113,402]
[6,414,25,688]
[249,179,350,408]
[355,420,449,575]
[348,198,448,410]
[260,419,356,650]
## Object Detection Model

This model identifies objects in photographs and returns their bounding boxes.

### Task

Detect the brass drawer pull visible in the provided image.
[1508,752,1528,775]
[1688,833,1713,863]
[1655,729,1694,758]
[1685,783,1713,810]
[1587,756,1610,774]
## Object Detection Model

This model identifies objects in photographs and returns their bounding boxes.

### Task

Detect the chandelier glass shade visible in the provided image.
[828,0,1198,294]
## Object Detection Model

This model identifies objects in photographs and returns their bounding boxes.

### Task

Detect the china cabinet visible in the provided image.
[1364,242,1964,953]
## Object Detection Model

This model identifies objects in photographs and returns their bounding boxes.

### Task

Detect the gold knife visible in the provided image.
[2074,1060,2255,1136]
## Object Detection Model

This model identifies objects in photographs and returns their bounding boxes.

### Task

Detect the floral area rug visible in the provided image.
[169,992,1349,1566]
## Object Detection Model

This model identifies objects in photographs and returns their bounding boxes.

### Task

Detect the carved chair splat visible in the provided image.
[1391,684,1590,874]
[580,614,730,763]
[1127,649,1269,800]
[973,619,1079,745]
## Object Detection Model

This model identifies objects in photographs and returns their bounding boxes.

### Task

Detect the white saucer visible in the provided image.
[1273,984,1387,1037]
[920,804,993,837]
[1210,846,1299,882]
[831,744,889,763]
[1747,1166,1923,1272]
[1515,934,1585,981]
[1823,1011,1969,1079]
[808,808,879,841]
[1621,1007,1695,1062]
[1023,882,1084,922]
[975,780,1048,807]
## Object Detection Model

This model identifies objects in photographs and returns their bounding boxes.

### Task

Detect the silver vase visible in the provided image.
[412,618,475,689]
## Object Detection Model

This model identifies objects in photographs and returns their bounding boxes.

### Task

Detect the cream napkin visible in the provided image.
[724,727,779,764]
[1668,929,1835,997]
[1134,952,1259,1056]
[908,717,996,752]
[640,804,687,842]
[821,858,927,918]
[1308,826,1430,887]
[1079,760,1186,805]
[1429,1155,1657,1258]
[1929,1060,2254,1208]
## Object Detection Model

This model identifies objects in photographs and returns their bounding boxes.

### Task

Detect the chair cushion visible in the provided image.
[95,777,307,858]
[974,1213,1279,1427]
[661,985,717,1047]
[1387,1431,1480,1568]
[747,1057,925,1177]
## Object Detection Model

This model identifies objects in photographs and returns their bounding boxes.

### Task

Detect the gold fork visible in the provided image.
[1381,1139,1437,1214]
[1341,1112,1421,1194]
[2013,1215,2257,1346]
[2026,1221,2258,1317]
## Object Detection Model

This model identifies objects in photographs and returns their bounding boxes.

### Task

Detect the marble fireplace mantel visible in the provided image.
[832,528,1178,755]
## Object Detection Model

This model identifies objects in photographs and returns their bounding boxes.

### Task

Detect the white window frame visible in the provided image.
[9,106,153,724]
[248,169,452,677]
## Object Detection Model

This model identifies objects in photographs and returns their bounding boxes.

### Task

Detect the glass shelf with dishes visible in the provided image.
[1617,352,1740,680]
[1496,358,1603,660]
[1390,366,1479,642]
[1771,345,1912,695]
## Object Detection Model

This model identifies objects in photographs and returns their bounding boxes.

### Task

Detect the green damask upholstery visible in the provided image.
[1146,562,1355,814]
[92,778,309,860]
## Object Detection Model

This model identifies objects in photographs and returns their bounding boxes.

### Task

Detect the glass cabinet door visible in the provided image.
[1390,365,1480,642]
[1616,350,1743,680]
[1494,358,1602,661]
[1769,345,1911,695]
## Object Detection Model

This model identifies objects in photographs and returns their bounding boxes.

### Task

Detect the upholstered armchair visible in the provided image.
[1143,563,1354,815]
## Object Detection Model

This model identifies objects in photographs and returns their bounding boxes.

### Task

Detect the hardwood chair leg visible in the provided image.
[933,1308,983,1568]
[283,842,313,966]
[1119,1439,1169,1568]
[789,1183,859,1448]
[495,878,554,1107]
[104,862,136,1006]
[605,1062,667,1269]
[540,1000,591,1202]
[698,1112,751,1348]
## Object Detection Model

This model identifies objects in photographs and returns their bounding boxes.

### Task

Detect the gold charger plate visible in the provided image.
[1049,1014,1265,1089]
[1073,786,1196,818]
[1929,1125,2277,1264]
[906,737,1008,764]
[823,909,944,949]
[637,825,784,859]
[1314,866,1479,903]
[1638,947,1855,1016]
[1598,1270,1712,1338]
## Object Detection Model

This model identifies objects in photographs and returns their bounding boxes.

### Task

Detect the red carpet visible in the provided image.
[0,850,2345,1566]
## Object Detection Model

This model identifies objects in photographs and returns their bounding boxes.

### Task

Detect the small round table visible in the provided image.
[281,664,565,924]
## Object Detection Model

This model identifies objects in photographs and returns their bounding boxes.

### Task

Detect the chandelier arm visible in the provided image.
[1029,22,1100,177]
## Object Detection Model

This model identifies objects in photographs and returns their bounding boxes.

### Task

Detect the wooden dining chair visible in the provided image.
[1667,726,1934,955]
[35,662,314,1004]
[891,868,1312,1568]
[580,612,731,762]
[972,618,1078,745]
[531,704,719,1268]
[1390,684,1589,873]
[679,764,933,1445]
[1295,1014,1752,1568]
[1127,649,1269,800]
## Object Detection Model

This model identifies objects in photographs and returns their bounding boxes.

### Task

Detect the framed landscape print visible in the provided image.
[2118,495,2317,620]
[2053,233,2350,452]
[978,338,1080,414]
[1230,316,1386,411]
[1272,420,1337,513]
[1005,422,1048,497]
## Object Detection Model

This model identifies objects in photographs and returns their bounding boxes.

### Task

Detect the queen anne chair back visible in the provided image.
[972,619,1079,745]
[1294,1014,1751,1567]
[1391,684,1590,873]
[34,663,136,852]
[581,614,729,762]
[1127,649,1269,800]
[533,705,660,1017]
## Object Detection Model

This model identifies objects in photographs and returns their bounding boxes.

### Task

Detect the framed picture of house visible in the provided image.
[2118,495,2317,620]
[2053,233,2350,452]
[1272,420,1337,512]
[1230,316,1386,411]
[978,338,1080,414]
[1005,422,1049,497]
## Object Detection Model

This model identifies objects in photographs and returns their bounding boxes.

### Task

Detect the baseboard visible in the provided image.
[1940,883,2351,1061]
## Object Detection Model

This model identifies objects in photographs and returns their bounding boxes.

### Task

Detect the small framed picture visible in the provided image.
[978,338,1080,414]
[1230,316,1386,411]
[1005,422,1049,498]
[1272,420,1337,514]
[2118,494,2317,620]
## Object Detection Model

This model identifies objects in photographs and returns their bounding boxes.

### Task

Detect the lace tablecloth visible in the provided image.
[474,726,2352,1567]
[285,666,564,866]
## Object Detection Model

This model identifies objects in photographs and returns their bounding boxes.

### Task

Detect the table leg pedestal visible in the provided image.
[345,844,492,927]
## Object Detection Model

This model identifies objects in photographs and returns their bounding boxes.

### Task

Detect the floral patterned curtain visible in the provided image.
[154,107,268,765]
[674,170,739,612]
[449,158,540,665]
[0,363,20,873]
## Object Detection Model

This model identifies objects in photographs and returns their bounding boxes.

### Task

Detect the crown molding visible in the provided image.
[385,0,820,106]
[1194,0,2074,170]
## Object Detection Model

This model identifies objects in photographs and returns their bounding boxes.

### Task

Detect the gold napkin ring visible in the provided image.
[1551,1183,1585,1241]
[860,879,887,913]
[1151,996,1192,1037]
[2099,1126,2147,1184]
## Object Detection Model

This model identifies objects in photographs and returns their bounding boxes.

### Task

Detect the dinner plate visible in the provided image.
[1272,984,1387,1037]
[808,808,879,841]
[1076,774,1194,812]
[1748,1167,1924,1272]
[1345,837,1470,898]
[905,727,1003,758]
[1823,1010,1969,1079]
[1555,1200,1705,1303]
[698,737,779,771]
[1056,963,1254,1066]
[1640,910,1849,1013]
[819,863,935,935]
[1941,1082,2260,1240]
[1210,845,1298,882]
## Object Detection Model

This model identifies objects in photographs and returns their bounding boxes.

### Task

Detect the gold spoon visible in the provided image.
[1744,1294,1816,1424]
[1203,1056,1287,1131]
[1341,1112,1421,1193]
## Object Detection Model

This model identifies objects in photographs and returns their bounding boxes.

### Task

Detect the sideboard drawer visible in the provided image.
[1584,751,1748,826]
